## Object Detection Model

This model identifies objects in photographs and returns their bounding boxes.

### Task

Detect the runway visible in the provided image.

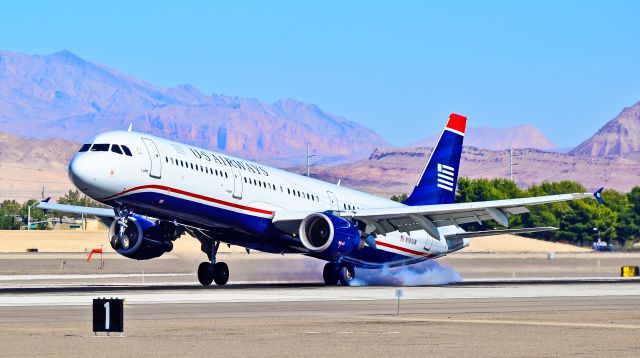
[1,252,640,356]
[1,282,640,357]
[1,278,640,305]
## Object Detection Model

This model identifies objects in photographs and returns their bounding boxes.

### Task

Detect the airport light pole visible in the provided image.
[27,204,31,230]
[306,143,317,177]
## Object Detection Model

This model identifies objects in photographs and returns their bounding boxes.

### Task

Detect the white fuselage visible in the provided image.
[69,130,457,268]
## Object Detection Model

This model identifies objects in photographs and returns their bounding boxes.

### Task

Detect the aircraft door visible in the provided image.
[327,191,339,211]
[230,166,243,199]
[141,138,162,179]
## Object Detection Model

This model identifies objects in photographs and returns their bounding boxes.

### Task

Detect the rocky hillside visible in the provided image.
[309,146,640,198]
[413,125,557,151]
[0,50,387,165]
[570,101,640,159]
[0,133,78,200]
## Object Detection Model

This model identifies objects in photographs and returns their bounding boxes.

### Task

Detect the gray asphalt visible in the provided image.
[2,294,640,357]
[2,252,640,357]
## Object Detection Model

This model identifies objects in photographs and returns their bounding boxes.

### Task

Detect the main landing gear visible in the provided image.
[323,263,355,286]
[197,241,229,286]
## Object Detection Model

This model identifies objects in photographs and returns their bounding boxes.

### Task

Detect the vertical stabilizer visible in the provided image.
[403,113,466,206]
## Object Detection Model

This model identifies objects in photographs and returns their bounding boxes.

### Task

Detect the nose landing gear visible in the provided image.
[323,263,355,286]
[197,240,229,286]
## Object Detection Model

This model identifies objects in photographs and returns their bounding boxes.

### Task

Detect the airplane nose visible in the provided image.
[68,154,97,192]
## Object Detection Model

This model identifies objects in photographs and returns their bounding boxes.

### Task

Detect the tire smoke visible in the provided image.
[349,260,462,286]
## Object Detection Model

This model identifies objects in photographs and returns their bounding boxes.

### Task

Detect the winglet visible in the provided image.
[40,197,51,214]
[594,187,604,204]
[127,123,133,132]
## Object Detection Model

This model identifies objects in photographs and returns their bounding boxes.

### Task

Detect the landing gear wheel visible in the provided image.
[323,263,339,286]
[338,266,355,286]
[197,262,214,286]
[213,262,229,286]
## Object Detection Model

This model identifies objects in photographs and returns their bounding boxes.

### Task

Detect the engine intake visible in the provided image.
[299,212,362,257]
[109,215,180,260]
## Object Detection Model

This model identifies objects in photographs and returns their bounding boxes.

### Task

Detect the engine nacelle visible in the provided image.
[299,212,362,257]
[108,215,180,260]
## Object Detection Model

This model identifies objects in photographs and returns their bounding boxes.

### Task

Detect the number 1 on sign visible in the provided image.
[104,301,110,330]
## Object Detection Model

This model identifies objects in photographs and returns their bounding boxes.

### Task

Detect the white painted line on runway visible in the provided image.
[0,273,191,281]
[1,283,640,307]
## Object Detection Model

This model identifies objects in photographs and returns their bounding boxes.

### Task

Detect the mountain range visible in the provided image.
[0,49,638,200]
[570,101,640,160]
[308,146,640,198]
[0,50,386,165]
[413,125,557,151]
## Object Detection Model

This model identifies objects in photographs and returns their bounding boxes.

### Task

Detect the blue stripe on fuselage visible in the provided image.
[106,190,427,268]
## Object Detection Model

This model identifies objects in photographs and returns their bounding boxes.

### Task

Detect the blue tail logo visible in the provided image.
[403,113,466,206]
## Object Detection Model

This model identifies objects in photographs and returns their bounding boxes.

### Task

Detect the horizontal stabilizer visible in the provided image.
[444,227,557,240]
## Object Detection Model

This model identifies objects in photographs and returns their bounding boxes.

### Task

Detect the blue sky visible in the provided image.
[2,1,639,147]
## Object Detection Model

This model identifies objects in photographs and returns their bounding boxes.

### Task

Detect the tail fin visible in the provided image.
[403,113,466,206]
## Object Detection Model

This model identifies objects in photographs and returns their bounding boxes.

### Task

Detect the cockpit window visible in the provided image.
[90,144,109,152]
[111,145,123,155]
[79,144,91,152]
[121,145,133,156]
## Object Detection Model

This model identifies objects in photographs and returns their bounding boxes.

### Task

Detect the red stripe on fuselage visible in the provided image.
[375,240,432,257]
[99,184,274,216]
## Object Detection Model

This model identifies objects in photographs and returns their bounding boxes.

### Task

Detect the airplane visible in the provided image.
[38,114,601,286]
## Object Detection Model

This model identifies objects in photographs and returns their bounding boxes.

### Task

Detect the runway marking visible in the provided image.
[0,273,191,281]
[2,283,640,307]
[393,317,640,330]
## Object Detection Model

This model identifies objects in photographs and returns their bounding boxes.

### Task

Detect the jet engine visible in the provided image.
[108,215,181,260]
[299,212,362,257]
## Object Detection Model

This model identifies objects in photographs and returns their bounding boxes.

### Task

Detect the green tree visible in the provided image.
[55,190,107,218]
[0,200,22,229]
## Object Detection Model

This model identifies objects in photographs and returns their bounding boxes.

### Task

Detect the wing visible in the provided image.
[36,199,115,217]
[273,191,598,239]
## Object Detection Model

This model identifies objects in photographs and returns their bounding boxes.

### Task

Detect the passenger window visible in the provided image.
[90,143,109,152]
[287,188,290,194]
[121,145,133,156]
[244,177,247,183]
[79,144,91,152]
[225,172,228,178]
[111,145,123,155]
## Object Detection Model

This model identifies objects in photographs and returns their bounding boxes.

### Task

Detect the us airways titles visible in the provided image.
[188,148,270,177]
